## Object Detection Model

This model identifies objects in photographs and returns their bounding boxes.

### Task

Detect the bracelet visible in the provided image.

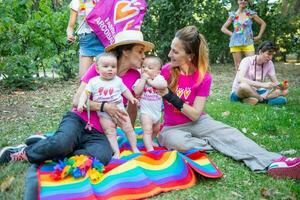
[163,88,184,111]
[100,102,106,112]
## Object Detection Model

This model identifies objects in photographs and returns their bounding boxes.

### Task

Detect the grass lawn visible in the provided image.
[0,63,299,199]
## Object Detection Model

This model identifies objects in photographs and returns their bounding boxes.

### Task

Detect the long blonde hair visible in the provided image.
[169,26,209,92]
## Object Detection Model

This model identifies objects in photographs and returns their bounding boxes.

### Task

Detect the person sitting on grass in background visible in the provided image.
[78,52,140,159]
[133,56,167,151]
[230,41,288,105]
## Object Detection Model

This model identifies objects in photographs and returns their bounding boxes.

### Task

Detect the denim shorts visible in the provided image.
[230,89,268,102]
[78,32,105,57]
[230,91,241,102]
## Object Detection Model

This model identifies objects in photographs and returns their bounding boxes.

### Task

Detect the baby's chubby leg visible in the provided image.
[100,117,120,159]
[119,115,140,153]
[152,121,161,147]
[141,114,155,151]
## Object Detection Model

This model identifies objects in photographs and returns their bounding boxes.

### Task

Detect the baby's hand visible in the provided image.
[141,72,150,81]
[77,103,86,112]
[130,97,139,105]
[148,75,168,89]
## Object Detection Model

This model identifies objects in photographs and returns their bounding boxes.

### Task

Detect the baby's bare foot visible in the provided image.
[113,153,120,159]
[132,147,140,153]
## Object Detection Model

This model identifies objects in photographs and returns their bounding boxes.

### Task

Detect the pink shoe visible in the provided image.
[268,157,300,179]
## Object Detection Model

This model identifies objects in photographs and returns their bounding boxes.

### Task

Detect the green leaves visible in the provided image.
[0,0,77,89]
[143,0,300,64]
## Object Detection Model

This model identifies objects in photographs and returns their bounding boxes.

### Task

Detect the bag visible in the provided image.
[86,0,147,47]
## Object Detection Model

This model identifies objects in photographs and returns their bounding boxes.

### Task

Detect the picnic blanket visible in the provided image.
[38,127,222,200]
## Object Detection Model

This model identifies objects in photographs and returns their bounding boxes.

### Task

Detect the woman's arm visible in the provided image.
[157,88,205,122]
[252,15,266,42]
[268,74,279,85]
[77,90,89,112]
[221,17,233,36]
[73,82,87,107]
[66,9,77,43]
[181,96,206,121]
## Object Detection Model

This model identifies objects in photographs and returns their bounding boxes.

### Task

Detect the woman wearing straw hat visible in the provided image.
[0,30,154,199]
[73,30,155,126]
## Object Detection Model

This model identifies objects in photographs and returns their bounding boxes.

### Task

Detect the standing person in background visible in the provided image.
[157,25,299,179]
[67,0,105,78]
[221,0,266,71]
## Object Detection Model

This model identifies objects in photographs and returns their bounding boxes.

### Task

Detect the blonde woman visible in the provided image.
[157,25,299,179]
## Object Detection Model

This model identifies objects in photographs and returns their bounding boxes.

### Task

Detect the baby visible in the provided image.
[78,52,140,158]
[134,56,167,151]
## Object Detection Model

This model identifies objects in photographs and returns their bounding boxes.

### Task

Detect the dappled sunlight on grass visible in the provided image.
[0,63,299,200]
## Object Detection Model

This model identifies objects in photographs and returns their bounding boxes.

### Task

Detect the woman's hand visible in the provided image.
[253,36,261,42]
[67,34,76,43]
[262,82,275,89]
[104,103,128,123]
[77,102,86,113]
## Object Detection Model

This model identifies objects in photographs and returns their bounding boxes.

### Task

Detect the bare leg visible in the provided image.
[141,114,154,151]
[244,51,255,57]
[100,118,120,159]
[266,89,288,99]
[119,115,140,153]
[236,83,262,105]
[79,56,94,78]
[152,121,161,147]
[232,52,242,71]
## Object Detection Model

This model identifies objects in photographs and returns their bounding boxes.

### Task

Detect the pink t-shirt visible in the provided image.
[72,63,140,132]
[232,55,276,92]
[161,64,212,126]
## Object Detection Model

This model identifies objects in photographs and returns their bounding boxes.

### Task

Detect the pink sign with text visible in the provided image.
[86,0,147,47]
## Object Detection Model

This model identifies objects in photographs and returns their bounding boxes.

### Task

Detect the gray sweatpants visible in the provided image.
[158,114,281,172]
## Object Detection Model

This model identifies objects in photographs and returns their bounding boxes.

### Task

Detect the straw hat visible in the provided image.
[105,30,154,52]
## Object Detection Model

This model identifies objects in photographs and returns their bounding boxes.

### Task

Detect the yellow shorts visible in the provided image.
[230,44,255,53]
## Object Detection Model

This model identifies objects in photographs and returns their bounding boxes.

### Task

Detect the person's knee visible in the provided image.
[238,82,251,91]
[160,135,191,152]
[48,140,74,156]
[121,123,134,134]
[96,152,112,165]
[143,127,152,135]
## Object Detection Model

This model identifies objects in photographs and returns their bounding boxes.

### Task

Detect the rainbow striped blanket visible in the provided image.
[38,128,222,200]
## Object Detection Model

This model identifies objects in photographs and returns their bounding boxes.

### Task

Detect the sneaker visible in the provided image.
[268,157,300,179]
[0,144,27,164]
[267,96,287,106]
[25,134,47,146]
